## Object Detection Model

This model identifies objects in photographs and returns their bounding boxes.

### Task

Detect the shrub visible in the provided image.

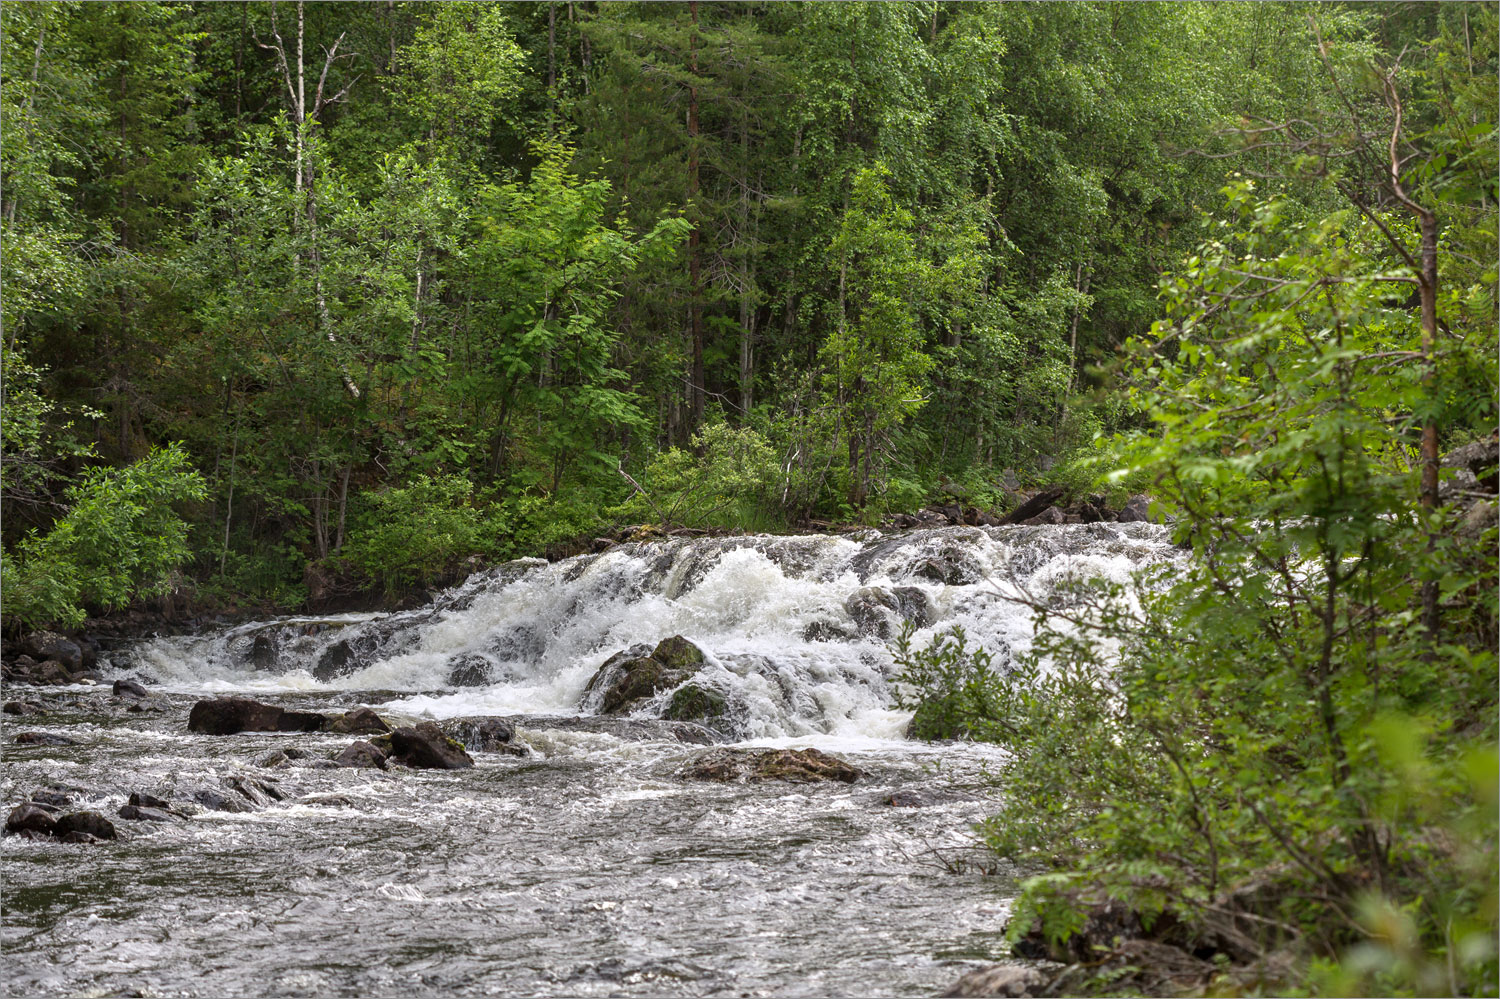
[614,422,782,531]
[342,474,488,595]
[1,444,207,630]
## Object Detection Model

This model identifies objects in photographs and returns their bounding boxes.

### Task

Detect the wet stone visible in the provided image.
[327,706,391,735]
[388,723,474,770]
[118,804,177,822]
[680,748,863,784]
[333,740,389,770]
[187,697,328,735]
[14,731,78,746]
[30,790,73,809]
[54,811,117,841]
[112,679,149,699]
[3,700,45,716]
[128,792,172,810]
[6,804,58,835]
[190,788,252,813]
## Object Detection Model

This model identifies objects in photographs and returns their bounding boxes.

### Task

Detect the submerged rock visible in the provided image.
[250,633,279,671]
[3,700,46,716]
[388,722,474,769]
[190,788,253,813]
[680,748,863,784]
[844,586,933,639]
[187,697,328,735]
[13,731,78,746]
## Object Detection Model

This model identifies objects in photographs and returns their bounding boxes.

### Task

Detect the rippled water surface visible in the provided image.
[3,525,1176,997]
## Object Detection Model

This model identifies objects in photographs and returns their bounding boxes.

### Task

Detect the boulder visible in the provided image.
[187,697,328,735]
[117,804,176,822]
[30,791,73,809]
[6,804,57,836]
[250,633,279,671]
[54,811,117,841]
[1443,436,1499,491]
[128,792,173,810]
[313,639,361,681]
[3,700,45,716]
[13,732,77,746]
[112,679,149,699]
[680,747,863,784]
[662,683,727,723]
[442,716,527,755]
[327,706,391,735]
[445,655,493,687]
[333,740,389,770]
[844,586,934,639]
[18,632,83,673]
[1116,494,1154,523]
[1022,506,1066,526]
[1000,486,1065,526]
[585,636,709,715]
[4,659,76,686]
[652,634,706,672]
[191,788,253,813]
[388,722,474,769]
[1459,498,1498,538]
[942,965,1050,998]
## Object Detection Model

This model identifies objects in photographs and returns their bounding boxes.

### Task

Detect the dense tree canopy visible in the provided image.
[1,1,1493,621]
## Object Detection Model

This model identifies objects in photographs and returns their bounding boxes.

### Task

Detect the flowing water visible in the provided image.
[2,523,1176,997]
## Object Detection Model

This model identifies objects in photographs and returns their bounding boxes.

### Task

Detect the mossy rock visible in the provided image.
[663,683,726,722]
[651,635,706,672]
[600,657,673,714]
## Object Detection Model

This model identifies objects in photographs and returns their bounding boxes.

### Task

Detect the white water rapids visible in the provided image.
[3,522,1180,998]
[123,523,1176,741]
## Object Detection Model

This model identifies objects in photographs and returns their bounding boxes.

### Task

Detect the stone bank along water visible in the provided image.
[2,523,1175,998]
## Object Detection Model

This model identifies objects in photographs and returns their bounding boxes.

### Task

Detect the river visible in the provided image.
[2,523,1174,997]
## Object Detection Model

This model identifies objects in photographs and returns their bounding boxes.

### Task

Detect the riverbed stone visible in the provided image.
[118,804,177,822]
[327,706,392,735]
[112,678,149,699]
[54,811,117,841]
[844,586,934,639]
[652,635,706,672]
[662,683,727,723]
[388,722,474,769]
[680,748,863,784]
[13,731,78,746]
[942,964,1050,998]
[3,700,45,716]
[6,804,58,836]
[191,788,252,813]
[333,740,389,770]
[18,631,83,673]
[187,697,328,735]
[128,792,173,810]
[441,716,527,755]
[250,633,279,671]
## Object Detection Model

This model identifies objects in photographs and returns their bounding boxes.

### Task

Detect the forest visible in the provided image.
[0,2,1496,997]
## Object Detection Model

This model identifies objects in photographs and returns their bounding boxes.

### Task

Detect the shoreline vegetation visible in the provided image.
[2,2,1495,996]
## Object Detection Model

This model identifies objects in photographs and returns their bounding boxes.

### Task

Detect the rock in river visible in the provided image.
[6,804,58,836]
[334,740,390,770]
[187,697,328,735]
[680,748,863,784]
[389,722,474,769]
[584,635,710,715]
[53,811,117,841]
[327,706,392,735]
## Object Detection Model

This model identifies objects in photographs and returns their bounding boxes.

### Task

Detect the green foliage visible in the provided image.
[614,422,782,531]
[891,625,1009,741]
[342,474,490,596]
[2,444,207,630]
[897,173,1498,992]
